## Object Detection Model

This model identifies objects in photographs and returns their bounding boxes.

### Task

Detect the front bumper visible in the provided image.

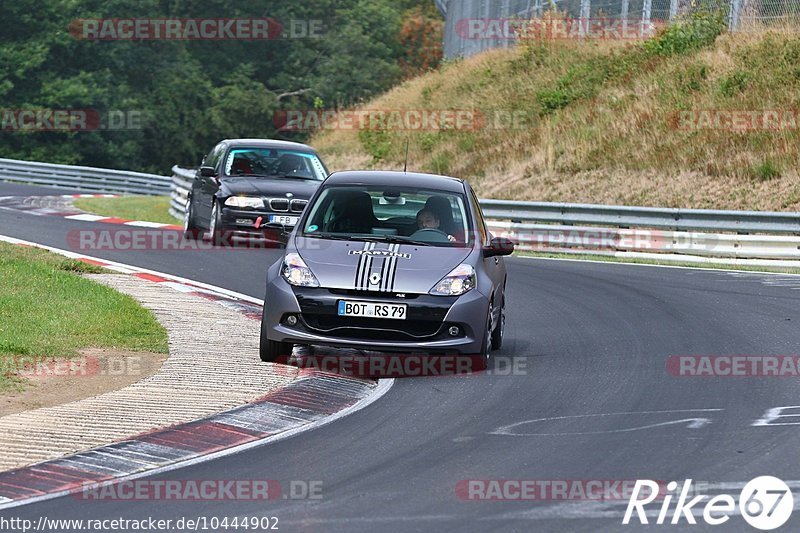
[220,207,299,241]
[264,270,489,355]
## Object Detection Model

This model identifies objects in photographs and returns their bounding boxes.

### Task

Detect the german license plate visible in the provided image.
[269,215,299,225]
[337,300,407,320]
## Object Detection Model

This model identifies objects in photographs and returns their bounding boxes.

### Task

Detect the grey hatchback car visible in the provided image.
[260,171,514,368]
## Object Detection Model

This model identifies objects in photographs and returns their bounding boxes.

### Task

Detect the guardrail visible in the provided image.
[3,159,797,262]
[483,220,800,261]
[480,200,800,235]
[168,167,800,262]
[169,166,195,219]
[0,158,171,196]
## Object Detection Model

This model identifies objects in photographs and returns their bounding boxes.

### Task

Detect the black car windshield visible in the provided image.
[223,148,327,180]
[301,185,473,247]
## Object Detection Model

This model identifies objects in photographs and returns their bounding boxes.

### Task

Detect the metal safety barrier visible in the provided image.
[169,166,195,219]
[5,159,794,263]
[484,221,800,261]
[480,200,800,235]
[168,166,800,262]
[0,158,171,196]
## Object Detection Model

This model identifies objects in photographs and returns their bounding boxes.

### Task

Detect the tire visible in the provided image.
[491,300,505,350]
[208,200,225,246]
[260,308,292,363]
[473,303,493,371]
[183,198,202,240]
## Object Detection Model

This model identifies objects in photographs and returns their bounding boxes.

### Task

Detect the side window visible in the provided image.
[205,144,225,171]
[469,189,489,246]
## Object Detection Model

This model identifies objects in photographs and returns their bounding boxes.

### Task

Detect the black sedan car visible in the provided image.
[183,139,330,244]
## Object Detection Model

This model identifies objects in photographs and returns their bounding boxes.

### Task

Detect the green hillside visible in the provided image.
[313,12,800,211]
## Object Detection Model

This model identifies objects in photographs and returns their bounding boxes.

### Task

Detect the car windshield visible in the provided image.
[301,185,473,247]
[223,148,327,180]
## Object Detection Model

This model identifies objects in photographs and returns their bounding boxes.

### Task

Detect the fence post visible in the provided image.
[669,0,678,20]
[621,0,629,36]
[728,0,742,31]
[641,0,652,36]
[580,0,591,36]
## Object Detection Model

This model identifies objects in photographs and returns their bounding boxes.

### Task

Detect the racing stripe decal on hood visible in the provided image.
[353,242,403,292]
[380,244,400,293]
[354,242,375,290]
[386,243,400,292]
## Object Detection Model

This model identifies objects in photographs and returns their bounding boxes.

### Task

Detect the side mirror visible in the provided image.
[199,166,216,177]
[483,237,515,258]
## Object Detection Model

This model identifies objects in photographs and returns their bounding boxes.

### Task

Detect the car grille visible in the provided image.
[290,199,307,213]
[264,198,307,213]
[268,198,289,212]
[327,289,419,299]
[301,314,442,341]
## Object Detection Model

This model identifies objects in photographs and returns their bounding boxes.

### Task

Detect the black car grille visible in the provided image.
[301,314,442,341]
[290,199,307,213]
[268,198,289,211]
[327,288,420,299]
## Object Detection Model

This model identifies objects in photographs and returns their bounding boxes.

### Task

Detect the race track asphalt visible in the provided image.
[2,182,800,532]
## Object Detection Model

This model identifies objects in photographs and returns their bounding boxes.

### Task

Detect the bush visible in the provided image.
[644,9,727,57]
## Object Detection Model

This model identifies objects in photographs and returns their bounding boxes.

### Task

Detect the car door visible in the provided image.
[195,143,225,225]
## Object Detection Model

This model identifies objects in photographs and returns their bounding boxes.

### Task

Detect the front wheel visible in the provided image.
[183,198,202,240]
[260,308,292,362]
[208,200,225,246]
[491,302,505,350]
[473,304,494,371]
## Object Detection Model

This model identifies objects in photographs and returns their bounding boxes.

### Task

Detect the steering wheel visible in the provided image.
[410,228,451,243]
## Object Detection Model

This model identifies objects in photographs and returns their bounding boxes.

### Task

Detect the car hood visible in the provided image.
[221,177,321,199]
[294,237,473,294]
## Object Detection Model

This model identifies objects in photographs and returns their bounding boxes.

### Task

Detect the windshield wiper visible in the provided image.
[357,235,432,247]
[265,174,320,181]
[303,233,432,246]
[304,233,352,241]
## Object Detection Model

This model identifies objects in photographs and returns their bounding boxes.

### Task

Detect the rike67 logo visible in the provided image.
[623,477,793,530]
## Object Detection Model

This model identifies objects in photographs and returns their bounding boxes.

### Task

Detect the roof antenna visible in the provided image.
[403,138,410,173]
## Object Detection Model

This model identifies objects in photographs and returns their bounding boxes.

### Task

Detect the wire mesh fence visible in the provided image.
[442,0,800,57]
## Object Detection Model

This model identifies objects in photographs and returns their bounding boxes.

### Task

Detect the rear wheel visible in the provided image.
[260,308,292,363]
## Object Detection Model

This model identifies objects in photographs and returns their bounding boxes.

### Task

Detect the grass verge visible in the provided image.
[73,195,177,225]
[0,241,169,392]
[518,250,800,275]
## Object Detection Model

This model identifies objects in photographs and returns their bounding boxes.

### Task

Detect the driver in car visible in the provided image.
[416,208,456,242]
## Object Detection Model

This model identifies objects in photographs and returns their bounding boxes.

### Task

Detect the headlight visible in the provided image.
[430,264,476,296]
[281,253,320,287]
[225,196,264,209]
